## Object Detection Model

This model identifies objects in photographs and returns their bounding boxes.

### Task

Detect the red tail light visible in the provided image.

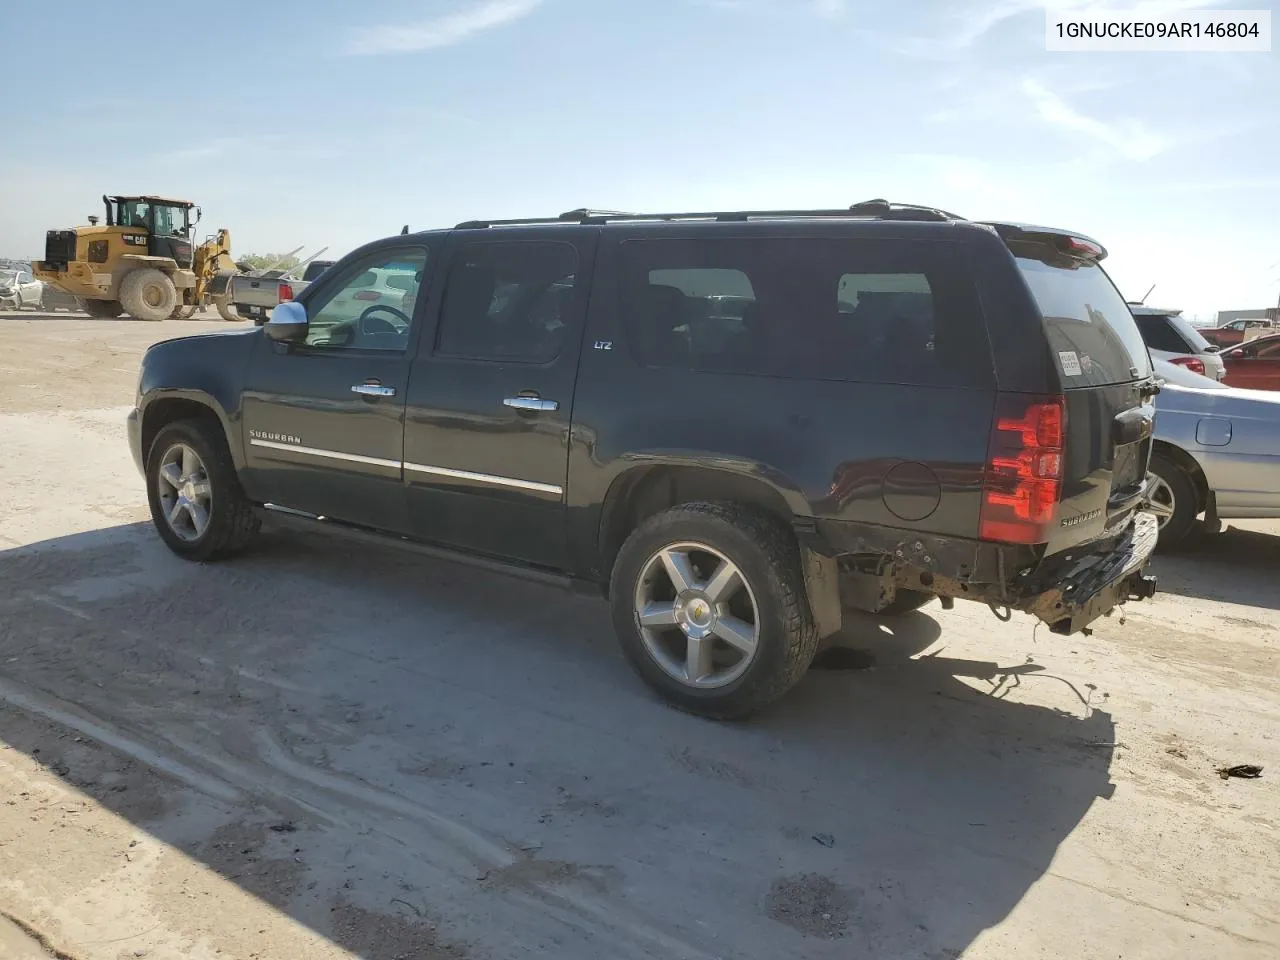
[278,282,295,302]
[1169,356,1206,376]
[980,395,1066,545]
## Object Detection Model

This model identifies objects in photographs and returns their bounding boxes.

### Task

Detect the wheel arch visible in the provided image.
[140,391,239,471]
[597,463,802,587]
[1150,439,1210,516]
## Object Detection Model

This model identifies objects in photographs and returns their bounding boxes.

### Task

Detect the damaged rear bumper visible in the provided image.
[1024,511,1159,634]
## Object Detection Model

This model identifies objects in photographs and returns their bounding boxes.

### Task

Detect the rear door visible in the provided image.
[402,229,595,570]
[1008,238,1156,554]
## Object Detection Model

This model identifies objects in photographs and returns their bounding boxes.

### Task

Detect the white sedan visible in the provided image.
[0,268,43,310]
[1149,356,1280,547]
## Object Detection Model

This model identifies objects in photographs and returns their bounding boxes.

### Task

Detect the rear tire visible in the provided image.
[79,298,124,319]
[609,502,820,720]
[1148,452,1200,549]
[146,418,261,562]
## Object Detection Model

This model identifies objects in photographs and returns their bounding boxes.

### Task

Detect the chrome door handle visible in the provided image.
[503,396,559,412]
[352,383,396,397]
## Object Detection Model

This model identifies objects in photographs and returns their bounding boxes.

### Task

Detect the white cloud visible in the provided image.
[1021,78,1166,161]
[348,0,544,56]
[695,0,847,18]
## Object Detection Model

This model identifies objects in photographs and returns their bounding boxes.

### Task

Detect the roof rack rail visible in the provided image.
[847,198,965,222]
[558,208,636,221]
[454,202,966,230]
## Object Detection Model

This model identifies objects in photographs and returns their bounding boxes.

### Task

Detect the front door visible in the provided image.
[241,242,432,533]
[403,232,594,570]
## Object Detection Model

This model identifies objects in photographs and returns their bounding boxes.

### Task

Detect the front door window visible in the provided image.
[304,249,429,352]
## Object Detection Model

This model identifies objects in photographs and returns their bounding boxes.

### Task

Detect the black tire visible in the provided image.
[1148,452,1200,550]
[120,268,178,321]
[79,298,124,319]
[146,418,261,562]
[609,502,820,720]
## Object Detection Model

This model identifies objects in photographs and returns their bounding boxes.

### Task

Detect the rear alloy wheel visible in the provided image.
[1147,452,1199,549]
[610,502,820,719]
[119,268,178,321]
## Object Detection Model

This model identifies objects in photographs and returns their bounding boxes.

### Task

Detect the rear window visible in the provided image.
[1015,254,1152,386]
[1135,313,1194,353]
[618,238,993,388]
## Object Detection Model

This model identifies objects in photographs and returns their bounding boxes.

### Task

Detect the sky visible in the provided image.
[1,0,1276,319]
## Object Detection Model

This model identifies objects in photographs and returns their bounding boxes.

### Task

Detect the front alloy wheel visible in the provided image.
[156,442,213,542]
[634,542,761,688]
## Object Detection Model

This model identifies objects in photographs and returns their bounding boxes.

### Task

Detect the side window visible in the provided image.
[434,241,577,363]
[304,247,428,352]
[618,238,991,387]
[1135,314,1191,353]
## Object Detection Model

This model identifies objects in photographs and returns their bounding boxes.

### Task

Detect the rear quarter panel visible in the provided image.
[566,227,998,579]
[1155,386,1280,517]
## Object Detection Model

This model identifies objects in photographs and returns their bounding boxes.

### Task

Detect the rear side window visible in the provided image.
[435,241,578,364]
[1014,251,1152,386]
[617,238,993,388]
[1135,314,1193,353]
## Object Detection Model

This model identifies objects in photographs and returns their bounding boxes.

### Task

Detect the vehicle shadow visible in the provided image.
[0,522,1116,960]
[1152,524,1280,610]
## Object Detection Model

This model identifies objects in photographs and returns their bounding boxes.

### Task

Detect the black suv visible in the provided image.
[128,201,1159,718]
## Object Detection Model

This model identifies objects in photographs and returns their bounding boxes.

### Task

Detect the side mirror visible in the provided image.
[265,300,308,342]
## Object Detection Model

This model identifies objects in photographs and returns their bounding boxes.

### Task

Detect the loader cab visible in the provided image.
[104,195,196,269]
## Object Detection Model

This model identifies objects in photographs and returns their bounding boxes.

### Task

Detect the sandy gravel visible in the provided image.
[0,310,1276,959]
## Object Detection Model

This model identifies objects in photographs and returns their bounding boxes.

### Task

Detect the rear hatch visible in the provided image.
[988,226,1156,556]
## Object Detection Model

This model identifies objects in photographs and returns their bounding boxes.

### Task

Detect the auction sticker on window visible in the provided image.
[1059,351,1083,377]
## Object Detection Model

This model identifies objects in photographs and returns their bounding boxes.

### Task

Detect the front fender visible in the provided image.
[137,329,258,469]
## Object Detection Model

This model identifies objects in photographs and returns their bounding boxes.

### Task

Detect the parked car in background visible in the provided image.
[1131,305,1225,381]
[1148,355,1280,547]
[0,267,43,310]
[127,202,1162,718]
[1220,333,1280,391]
[229,259,340,325]
[1202,317,1278,349]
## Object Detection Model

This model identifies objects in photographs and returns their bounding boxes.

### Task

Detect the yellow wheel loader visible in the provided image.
[33,195,242,322]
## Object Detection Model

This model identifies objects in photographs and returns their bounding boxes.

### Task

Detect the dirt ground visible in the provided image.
[0,310,1276,960]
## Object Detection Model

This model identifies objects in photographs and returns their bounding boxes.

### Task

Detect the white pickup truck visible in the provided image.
[229,258,335,325]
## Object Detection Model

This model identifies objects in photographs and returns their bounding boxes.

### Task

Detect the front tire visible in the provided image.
[120,268,178,321]
[1147,453,1200,549]
[610,502,820,720]
[146,418,261,561]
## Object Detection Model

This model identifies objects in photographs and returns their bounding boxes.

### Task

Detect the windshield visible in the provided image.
[0,271,17,284]
[1015,253,1152,387]
[153,204,189,237]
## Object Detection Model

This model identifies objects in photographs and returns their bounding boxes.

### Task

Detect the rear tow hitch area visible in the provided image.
[1028,511,1160,635]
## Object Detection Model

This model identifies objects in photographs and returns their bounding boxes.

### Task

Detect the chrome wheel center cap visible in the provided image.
[676,593,716,637]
